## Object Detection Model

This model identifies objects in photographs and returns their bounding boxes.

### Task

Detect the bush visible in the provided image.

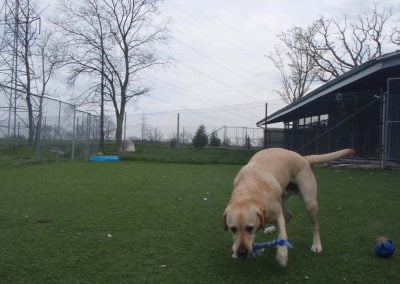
[209,132,221,147]
[169,138,177,148]
[192,125,208,147]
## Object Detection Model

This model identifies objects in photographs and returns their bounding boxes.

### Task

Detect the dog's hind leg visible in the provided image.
[283,206,293,223]
[295,169,322,253]
[281,183,296,224]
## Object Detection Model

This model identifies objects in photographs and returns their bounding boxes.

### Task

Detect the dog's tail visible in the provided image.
[304,149,355,165]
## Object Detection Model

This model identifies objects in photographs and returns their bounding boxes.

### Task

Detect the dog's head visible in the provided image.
[223,204,265,259]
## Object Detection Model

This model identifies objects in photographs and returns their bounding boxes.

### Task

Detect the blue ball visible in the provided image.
[374,237,395,258]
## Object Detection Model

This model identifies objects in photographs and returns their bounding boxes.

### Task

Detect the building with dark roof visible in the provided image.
[257,51,400,167]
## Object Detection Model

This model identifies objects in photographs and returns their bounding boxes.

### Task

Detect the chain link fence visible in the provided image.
[125,108,266,149]
[262,80,400,168]
[265,90,383,160]
[383,78,400,166]
[0,83,100,162]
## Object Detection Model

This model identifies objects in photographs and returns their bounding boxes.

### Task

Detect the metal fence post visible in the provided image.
[86,113,91,160]
[380,90,386,169]
[263,103,268,149]
[124,112,127,151]
[71,106,76,160]
[176,113,180,146]
[57,100,61,140]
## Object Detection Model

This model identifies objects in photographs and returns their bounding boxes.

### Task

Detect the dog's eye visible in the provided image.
[230,226,237,233]
[245,226,254,232]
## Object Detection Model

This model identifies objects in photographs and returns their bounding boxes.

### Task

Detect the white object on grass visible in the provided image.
[124,141,136,152]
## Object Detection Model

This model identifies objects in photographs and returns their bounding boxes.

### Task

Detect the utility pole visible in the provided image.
[12,0,20,138]
[71,106,76,160]
[264,103,268,149]
[176,113,180,146]
[141,113,145,144]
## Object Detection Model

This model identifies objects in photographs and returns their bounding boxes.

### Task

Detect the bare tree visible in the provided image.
[101,0,167,151]
[146,127,163,143]
[54,0,110,150]
[16,0,41,145]
[307,5,392,82]
[55,0,168,151]
[391,28,400,45]
[390,6,400,46]
[269,26,319,104]
[270,4,393,104]
[33,30,65,160]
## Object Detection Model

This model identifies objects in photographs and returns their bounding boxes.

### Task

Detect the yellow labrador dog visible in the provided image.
[222,148,354,266]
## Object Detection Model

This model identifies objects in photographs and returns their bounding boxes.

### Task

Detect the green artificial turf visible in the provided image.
[0,161,399,283]
[118,144,259,164]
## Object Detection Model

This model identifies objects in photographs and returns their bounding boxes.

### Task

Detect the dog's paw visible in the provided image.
[311,244,322,253]
[276,253,288,267]
[276,247,288,267]
[263,226,276,235]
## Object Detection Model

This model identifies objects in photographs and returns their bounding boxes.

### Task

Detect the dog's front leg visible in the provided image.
[275,213,288,267]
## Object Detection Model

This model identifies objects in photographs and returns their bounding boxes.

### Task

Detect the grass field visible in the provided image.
[0,141,258,166]
[1,160,399,283]
[118,144,258,164]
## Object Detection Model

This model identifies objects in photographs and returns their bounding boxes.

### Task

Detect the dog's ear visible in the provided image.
[222,212,228,231]
[257,208,265,230]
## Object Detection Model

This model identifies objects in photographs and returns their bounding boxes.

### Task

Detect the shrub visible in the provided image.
[244,135,251,150]
[209,132,221,147]
[192,125,208,147]
[169,138,177,148]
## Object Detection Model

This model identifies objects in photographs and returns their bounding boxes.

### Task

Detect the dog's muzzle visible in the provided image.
[235,247,249,259]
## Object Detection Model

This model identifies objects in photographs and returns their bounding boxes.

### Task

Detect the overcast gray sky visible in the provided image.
[43,0,399,138]
[136,0,398,111]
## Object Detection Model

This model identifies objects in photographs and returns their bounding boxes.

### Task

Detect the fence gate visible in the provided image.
[384,78,400,167]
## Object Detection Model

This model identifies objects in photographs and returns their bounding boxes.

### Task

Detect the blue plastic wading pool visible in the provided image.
[89,156,120,162]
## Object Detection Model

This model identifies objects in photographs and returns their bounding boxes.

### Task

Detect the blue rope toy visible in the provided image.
[251,239,293,257]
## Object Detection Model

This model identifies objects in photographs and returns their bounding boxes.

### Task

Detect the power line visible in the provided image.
[171,35,270,93]
[145,76,225,108]
[141,95,244,126]
[144,76,266,117]
[177,59,262,101]
[142,77,264,119]
[132,101,265,115]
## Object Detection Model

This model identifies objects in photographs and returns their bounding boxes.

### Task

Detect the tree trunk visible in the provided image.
[23,2,34,146]
[34,93,44,161]
[115,112,124,152]
[115,86,127,152]
[26,93,34,145]
[25,51,34,146]
[100,89,104,149]
[99,41,105,150]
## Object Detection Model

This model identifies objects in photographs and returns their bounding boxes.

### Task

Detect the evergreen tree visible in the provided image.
[209,132,221,147]
[192,125,208,147]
